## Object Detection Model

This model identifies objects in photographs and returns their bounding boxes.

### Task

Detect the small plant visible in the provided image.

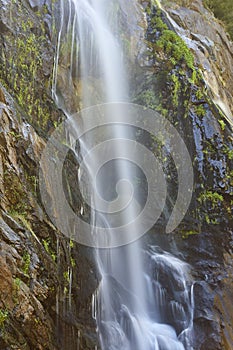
[69,239,74,249]
[156,30,195,71]
[9,131,22,139]
[63,271,70,283]
[194,105,206,117]
[134,89,158,110]
[170,73,181,107]
[218,119,226,131]
[70,257,76,268]
[14,277,21,289]
[22,252,31,276]
[10,211,33,234]
[195,89,204,100]
[0,309,8,328]
[13,278,22,302]
[42,239,56,262]
[182,229,199,239]
[198,190,223,208]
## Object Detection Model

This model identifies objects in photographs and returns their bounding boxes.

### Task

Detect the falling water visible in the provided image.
[52,0,194,349]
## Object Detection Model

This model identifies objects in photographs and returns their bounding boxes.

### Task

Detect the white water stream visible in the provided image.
[52,1,194,349]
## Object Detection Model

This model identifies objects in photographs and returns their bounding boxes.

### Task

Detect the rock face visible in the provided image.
[161,0,233,124]
[0,86,98,349]
[134,1,233,349]
[0,1,98,349]
[0,0,232,349]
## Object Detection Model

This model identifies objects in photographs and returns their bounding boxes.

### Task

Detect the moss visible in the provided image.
[4,171,30,214]
[134,89,159,110]
[12,277,22,303]
[151,16,168,31]
[182,229,199,239]
[156,29,195,71]
[8,131,22,140]
[0,310,8,328]
[194,105,206,117]
[0,2,57,133]
[223,145,233,160]
[14,277,21,290]
[63,271,70,283]
[25,174,37,195]
[218,119,226,131]
[144,4,198,111]
[145,4,199,95]
[170,73,181,107]
[63,269,72,294]
[22,252,31,276]
[198,190,223,208]
[10,31,49,128]
[42,239,56,262]
[195,89,204,100]
[10,211,34,234]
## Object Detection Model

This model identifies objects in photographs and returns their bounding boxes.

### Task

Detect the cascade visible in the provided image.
[52,0,194,349]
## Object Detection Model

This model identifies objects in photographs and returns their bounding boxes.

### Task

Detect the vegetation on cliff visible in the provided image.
[204,0,233,39]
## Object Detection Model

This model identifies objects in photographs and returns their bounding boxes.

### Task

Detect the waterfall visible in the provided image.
[52,0,194,349]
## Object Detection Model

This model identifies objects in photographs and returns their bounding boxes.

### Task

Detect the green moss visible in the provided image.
[42,239,56,262]
[70,257,76,268]
[0,4,56,132]
[14,277,21,289]
[198,190,223,208]
[156,30,195,71]
[0,310,8,328]
[170,73,181,107]
[195,89,204,100]
[194,105,206,117]
[4,171,30,214]
[218,119,226,131]
[22,252,31,276]
[145,6,198,101]
[182,229,199,239]
[10,211,34,234]
[223,145,233,160]
[25,174,37,195]
[151,16,168,31]
[134,89,159,110]
[69,239,74,249]
[142,5,205,129]
[13,277,22,303]
[11,31,48,127]
[8,131,22,139]
[204,214,219,225]
[63,271,70,283]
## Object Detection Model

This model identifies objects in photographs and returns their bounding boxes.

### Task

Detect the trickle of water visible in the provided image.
[52,0,194,349]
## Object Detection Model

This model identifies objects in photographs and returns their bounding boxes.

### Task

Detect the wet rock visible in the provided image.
[161,0,233,125]
[0,81,97,349]
[28,0,45,8]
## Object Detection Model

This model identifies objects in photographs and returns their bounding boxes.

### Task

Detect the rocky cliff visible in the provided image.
[0,0,232,349]
[0,1,97,349]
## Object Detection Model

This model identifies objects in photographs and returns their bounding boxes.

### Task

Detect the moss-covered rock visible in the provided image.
[0,0,60,134]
